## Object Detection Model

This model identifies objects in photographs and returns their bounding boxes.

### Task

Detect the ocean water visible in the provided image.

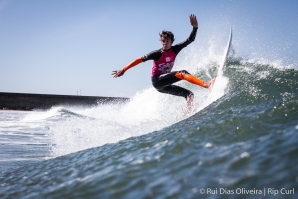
[1,45,298,198]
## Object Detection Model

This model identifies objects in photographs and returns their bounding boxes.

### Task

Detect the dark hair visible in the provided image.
[159,30,175,42]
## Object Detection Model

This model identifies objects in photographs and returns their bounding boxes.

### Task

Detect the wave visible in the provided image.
[1,58,297,197]
[1,38,298,198]
[42,55,297,157]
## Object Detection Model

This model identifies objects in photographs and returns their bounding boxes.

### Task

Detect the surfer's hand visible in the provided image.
[189,14,198,28]
[112,70,125,78]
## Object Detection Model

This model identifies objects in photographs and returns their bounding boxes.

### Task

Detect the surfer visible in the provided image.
[112,14,216,112]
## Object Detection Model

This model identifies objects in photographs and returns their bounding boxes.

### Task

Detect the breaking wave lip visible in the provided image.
[20,107,62,122]
[240,57,298,70]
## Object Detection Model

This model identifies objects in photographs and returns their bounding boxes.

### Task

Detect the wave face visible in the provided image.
[1,49,298,198]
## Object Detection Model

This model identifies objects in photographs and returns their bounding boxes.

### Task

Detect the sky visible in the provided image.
[1,0,298,97]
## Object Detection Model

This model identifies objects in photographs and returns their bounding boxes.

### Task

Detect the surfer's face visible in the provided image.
[160,37,173,50]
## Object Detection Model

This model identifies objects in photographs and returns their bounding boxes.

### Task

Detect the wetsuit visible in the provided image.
[122,27,207,100]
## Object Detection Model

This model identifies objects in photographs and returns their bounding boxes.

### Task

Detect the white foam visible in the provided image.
[49,40,230,156]
[21,107,62,122]
[241,57,297,70]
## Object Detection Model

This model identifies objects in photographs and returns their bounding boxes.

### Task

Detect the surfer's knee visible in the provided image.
[175,70,190,79]
[180,70,190,75]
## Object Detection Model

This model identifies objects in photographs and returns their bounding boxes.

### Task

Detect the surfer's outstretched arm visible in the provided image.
[112,57,143,78]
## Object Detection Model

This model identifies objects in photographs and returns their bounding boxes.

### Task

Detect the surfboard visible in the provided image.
[210,26,233,91]
[184,27,232,115]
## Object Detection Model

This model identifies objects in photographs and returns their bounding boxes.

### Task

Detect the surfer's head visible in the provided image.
[160,30,174,50]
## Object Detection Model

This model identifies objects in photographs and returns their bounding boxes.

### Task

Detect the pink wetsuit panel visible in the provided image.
[151,50,176,76]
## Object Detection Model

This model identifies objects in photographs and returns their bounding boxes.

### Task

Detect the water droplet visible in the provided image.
[240,152,250,158]
[205,143,213,148]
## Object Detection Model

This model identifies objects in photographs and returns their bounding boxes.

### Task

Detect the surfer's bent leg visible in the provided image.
[175,70,207,88]
[157,85,193,99]
[152,71,193,100]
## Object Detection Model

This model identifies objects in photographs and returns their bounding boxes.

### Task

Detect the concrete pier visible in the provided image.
[0,92,129,111]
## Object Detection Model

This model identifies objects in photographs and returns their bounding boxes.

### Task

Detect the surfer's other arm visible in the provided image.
[112,57,143,78]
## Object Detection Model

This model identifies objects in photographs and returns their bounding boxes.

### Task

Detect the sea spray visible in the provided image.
[48,40,230,156]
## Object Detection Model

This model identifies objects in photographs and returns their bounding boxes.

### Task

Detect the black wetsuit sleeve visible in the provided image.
[141,49,163,62]
[172,27,198,55]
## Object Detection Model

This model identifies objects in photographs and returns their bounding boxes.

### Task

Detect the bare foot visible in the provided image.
[206,76,217,90]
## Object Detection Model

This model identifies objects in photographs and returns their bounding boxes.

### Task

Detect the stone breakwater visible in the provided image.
[0,92,129,111]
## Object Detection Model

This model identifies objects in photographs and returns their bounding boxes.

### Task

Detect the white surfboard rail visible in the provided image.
[198,27,233,112]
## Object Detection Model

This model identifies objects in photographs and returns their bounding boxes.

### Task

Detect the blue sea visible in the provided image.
[1,42,298,199]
